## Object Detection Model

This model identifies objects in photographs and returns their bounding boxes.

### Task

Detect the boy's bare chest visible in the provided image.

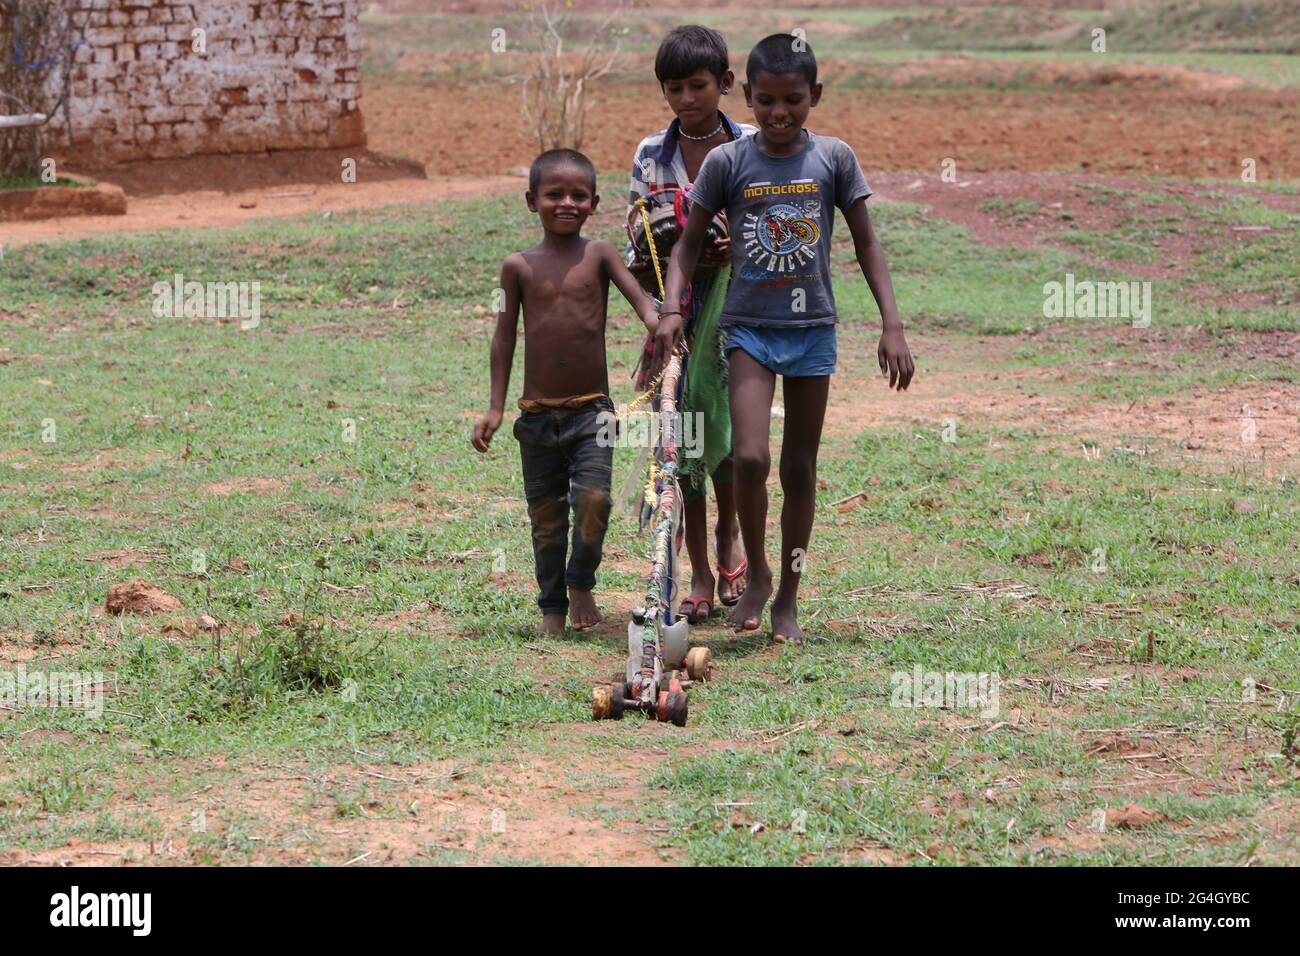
[521,262,605,306]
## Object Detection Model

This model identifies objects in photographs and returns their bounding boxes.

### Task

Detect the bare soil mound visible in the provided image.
[106,579,183,616]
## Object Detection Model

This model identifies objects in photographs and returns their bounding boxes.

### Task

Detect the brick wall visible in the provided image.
[58,0,365,164]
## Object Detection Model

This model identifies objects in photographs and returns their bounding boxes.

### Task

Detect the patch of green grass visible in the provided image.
[1039,185,1300,318]
[847,2,1299,57]
[358,10,664,79]
[18,773,90,814]
[354,8,1300,89]
[1053,227,1169,264]
[0,174,86,190]
[1,173,1297,865]
[860,7,1079,52]
[1182,195,1300,307]
[979,196,1043,223]
[1100,0,1300,55]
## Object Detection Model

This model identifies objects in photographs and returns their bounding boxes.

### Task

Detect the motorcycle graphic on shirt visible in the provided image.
[760,203,820,250]
[739,184,823,277]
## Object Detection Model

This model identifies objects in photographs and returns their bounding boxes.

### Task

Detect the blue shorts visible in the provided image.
[724,323,837,377]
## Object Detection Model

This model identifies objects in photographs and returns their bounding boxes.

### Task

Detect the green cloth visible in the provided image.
[678,265,732,495]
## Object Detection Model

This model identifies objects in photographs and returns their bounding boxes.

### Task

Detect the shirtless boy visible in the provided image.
[472,149,660,634]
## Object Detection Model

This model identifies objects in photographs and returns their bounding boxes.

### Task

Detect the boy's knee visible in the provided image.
[573,485,611,544]
[733,447,770,480]
[528,495,568,546]
[780,457,816,492]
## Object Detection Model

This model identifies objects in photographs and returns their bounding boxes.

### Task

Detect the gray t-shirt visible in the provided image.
[688,131,871,327]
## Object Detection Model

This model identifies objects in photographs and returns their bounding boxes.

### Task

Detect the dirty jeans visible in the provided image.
[513,399,614,615]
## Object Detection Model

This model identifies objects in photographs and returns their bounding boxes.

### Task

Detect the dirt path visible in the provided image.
[2,175,518,248]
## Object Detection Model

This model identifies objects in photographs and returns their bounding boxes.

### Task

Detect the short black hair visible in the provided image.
[528,148,597,194]
[655,24,729,85]
[745,33,817,88]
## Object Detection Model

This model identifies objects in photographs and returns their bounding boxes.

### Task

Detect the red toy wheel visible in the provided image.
[666,691,688,727]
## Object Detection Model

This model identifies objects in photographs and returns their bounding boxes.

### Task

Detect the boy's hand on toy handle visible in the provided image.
[471,409,503,452]
[878,326,914,391]
[652,311,684,374]
[698,233,731,269]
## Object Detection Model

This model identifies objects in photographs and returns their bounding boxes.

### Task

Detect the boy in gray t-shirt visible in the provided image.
[655,33,915,645]
[688,129,871,329]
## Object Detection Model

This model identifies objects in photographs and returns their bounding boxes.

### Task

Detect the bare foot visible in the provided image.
[568,589,602,630]
[726,567,771,631]
[716,527,746,605]
[771,598,804,644]
[540,612,566,635]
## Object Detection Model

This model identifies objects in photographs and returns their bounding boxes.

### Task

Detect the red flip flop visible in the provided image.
[676,596,713,625]
[717,560,748,607]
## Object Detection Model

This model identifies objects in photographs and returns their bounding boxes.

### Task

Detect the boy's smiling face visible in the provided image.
[527,165,599,236]
[661,67,733,124]
[744,70,822,147]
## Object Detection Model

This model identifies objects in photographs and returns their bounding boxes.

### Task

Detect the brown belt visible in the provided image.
[517,392,609,413]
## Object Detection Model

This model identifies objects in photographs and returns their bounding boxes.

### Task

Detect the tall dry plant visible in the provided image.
[0,0,85,178]
[518,0,625,153]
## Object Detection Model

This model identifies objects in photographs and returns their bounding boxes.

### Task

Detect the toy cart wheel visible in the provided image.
[592,685,612,720]
[686,647,713,681]
[608,683,625,720]
[666,691,688,727]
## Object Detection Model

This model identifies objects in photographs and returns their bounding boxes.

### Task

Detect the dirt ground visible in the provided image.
[9,53,1294,244]
[3,48,1291,244]
[0,738,675,866]
[364,72,1300,181]
[1,173,517,248]
[828,333,1300,474]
